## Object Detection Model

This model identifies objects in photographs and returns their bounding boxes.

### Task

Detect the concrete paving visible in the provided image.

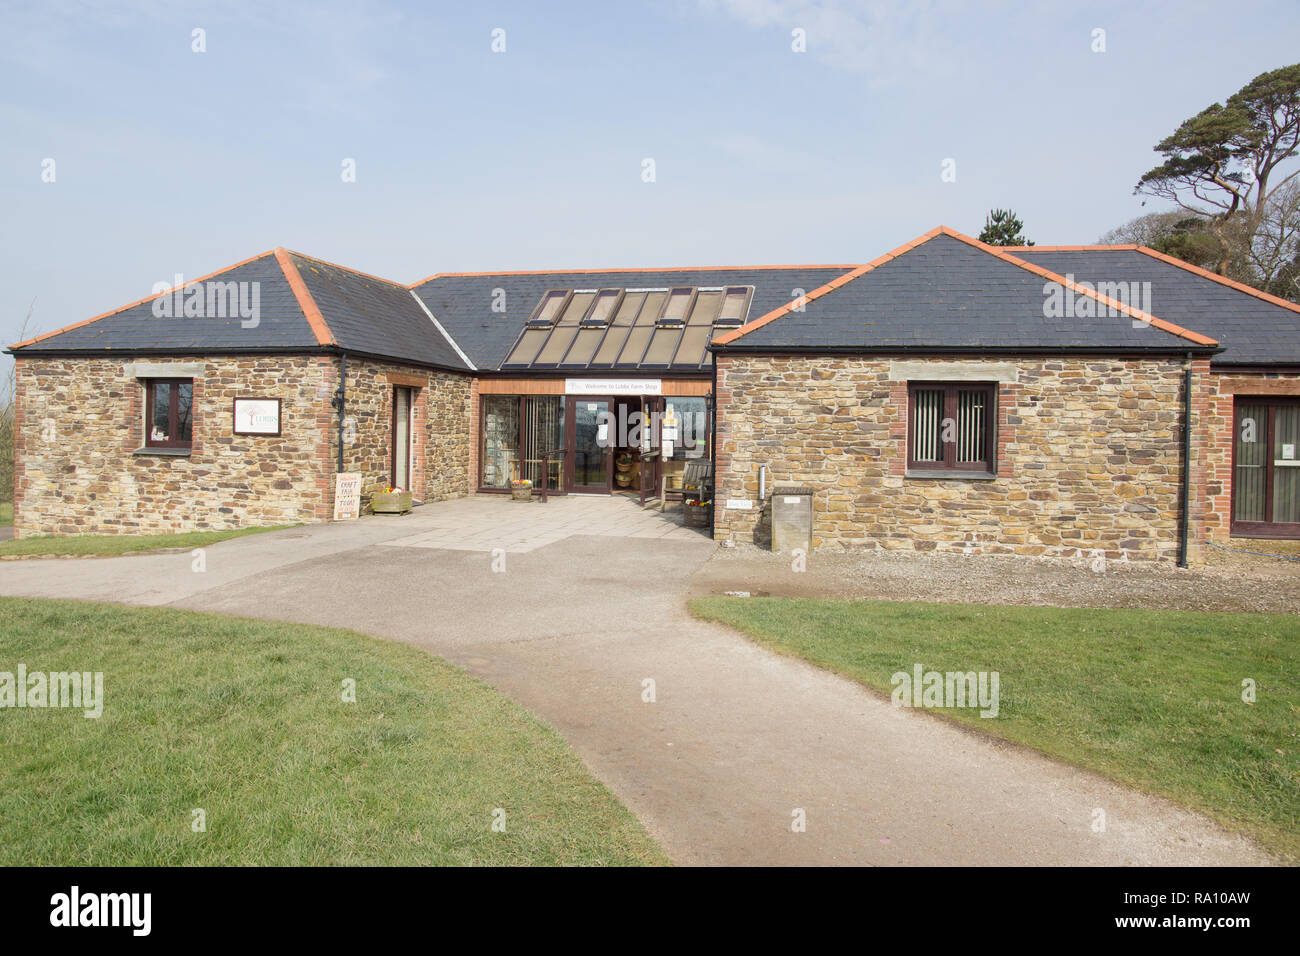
[0,495,1275,866]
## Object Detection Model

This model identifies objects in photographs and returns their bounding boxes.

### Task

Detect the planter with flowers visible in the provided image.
[683,497,711,527]
[510,479,533,502]
[371,486,413,515]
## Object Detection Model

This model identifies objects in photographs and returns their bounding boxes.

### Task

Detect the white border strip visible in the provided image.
[409,289,477,371]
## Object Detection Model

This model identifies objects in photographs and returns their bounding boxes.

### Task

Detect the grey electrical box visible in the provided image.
[771,486,814,553]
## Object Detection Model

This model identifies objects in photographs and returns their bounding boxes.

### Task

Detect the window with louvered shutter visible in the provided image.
[907,382,996,474]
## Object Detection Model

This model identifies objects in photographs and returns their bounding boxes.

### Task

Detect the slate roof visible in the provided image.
[288,253,470,370]
[14,227,1298,369]
[716,229,1221,356]
[409,266,855,371]
[1010,246,1300,366]
[9,251,321,353]
[10,249,473,372]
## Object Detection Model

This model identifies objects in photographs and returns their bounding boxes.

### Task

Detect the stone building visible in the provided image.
[8,226,1300,564]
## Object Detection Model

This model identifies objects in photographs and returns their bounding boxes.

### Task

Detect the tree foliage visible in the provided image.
[978,208,1033,246]
[1137,63,1300,276]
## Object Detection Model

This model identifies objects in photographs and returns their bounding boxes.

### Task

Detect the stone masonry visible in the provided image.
[713,354,1194,562]
[12,354,472,538]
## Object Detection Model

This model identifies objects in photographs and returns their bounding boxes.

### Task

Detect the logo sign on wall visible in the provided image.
[333,473,362,521]
[233,398,282,436]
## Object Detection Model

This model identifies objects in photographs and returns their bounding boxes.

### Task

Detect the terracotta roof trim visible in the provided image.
[950,230,1219,347]
[8,249,279,350]
[713,226,1218,350]
[1132,246,1300,316]
[274,248,336,347]
[1010,243,1300,317]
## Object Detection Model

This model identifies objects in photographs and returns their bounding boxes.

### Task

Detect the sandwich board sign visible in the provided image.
[334,472,362,521]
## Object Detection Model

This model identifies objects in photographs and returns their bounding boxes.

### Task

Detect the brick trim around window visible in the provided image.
[905,381,997,476]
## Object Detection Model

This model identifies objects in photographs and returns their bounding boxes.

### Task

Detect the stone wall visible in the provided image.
[13,353,473,538]
[714,354,1192,563]
[338,357,473,505]
[13,354,336,537]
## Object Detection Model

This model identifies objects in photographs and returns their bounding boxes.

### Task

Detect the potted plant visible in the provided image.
[510,478,533,501]
[371,486,413,515]
[683,497,711,527]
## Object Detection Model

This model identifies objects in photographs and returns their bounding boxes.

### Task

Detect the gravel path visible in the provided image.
[691,543,1300,614]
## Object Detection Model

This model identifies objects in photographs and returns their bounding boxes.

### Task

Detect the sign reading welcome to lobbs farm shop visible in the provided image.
[565,378,662,395]
[333,473,362,521]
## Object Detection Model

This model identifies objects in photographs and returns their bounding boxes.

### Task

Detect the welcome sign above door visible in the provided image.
[564,378,662,395]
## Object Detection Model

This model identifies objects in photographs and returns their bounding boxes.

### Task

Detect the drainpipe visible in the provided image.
[709,356,718,537]
[1178,351,1193,568]
[331,351,348,472]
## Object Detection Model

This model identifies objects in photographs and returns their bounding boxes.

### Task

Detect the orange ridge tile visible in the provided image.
[275,248,336,347]
[9,249,278,350]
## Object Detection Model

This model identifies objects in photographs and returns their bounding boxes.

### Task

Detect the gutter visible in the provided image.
[1,344,472,375]
[709,344,1223,358]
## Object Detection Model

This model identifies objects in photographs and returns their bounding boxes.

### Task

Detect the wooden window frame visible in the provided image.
[144,378,194,450]
[1231,396,1300,539]
[906,382,997,476]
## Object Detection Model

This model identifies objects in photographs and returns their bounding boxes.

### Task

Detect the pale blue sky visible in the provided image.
[3,0,1299,374]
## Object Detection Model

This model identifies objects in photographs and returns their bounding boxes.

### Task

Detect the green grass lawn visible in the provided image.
[691,596,1300,862]
[0,502,11,527]
[0,524,288,557]
[0,599,666,866]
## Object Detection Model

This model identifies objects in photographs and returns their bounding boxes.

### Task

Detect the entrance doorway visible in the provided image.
[392,386,414,491]
[477,389,712,496]
[568,398,611,492]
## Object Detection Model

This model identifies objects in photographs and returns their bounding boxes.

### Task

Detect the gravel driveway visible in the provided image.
[691,543,1300,614]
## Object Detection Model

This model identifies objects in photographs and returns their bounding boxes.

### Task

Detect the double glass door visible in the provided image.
[568,399,610,493]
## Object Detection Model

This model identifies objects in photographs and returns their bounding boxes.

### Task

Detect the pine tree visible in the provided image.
[978,209,1033,246]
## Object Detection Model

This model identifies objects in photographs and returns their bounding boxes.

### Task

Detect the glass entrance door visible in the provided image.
[568,399,611,493]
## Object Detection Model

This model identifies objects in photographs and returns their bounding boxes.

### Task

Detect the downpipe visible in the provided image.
[331,351,348,473]
[1178,352,1192,569]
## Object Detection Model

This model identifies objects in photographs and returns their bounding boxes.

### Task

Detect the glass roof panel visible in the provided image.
[557,291,594,324]
[642,326,682,365]
[658,288,693,324]
[611,291,645,325]
[686,290,722,325]
[672,323,713,366]
[584,289,621,325]
[718,286,751,321]
[531,290,569,326]
[561,327,605,366]
[533,322,582,365]
[504,328,550,366]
